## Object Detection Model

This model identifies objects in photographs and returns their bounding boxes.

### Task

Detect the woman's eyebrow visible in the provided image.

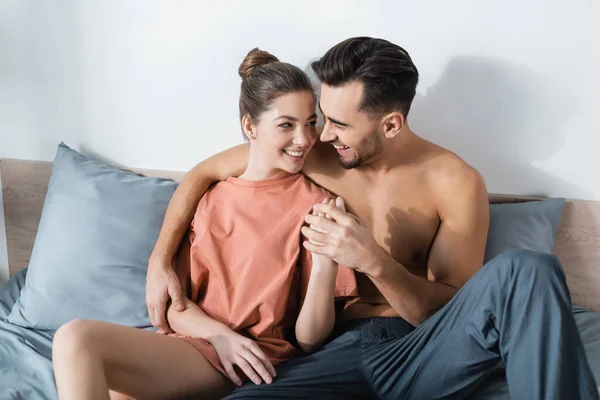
[274,114,318,122]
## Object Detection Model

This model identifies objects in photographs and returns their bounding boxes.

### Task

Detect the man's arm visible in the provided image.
[146,144,249,332]
[303,160,489,327]
[150,144,250,263]
[368,163,489,325]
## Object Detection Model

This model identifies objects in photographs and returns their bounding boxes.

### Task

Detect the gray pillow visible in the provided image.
[484,198,565,264]
[0,268,27,321]
[7,143,178,330]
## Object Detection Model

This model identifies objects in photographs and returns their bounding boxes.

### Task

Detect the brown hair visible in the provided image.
[238,48,314,138]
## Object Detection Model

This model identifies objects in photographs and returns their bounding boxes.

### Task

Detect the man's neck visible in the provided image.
[356,127,424,178]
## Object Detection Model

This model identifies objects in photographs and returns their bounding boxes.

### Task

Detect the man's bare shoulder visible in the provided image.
[422,142,487,204]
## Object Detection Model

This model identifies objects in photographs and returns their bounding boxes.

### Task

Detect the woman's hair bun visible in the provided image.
[238,48,279,79]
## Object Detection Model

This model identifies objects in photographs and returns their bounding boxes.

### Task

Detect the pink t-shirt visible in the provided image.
[173,173,358,381]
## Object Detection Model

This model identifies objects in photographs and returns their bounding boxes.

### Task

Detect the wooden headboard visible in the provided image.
[2,158,599,311]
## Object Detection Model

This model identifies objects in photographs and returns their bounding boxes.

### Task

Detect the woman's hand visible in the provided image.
[209,329,277,387]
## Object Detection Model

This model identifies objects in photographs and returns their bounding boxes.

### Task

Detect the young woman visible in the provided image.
[52,48,357,400]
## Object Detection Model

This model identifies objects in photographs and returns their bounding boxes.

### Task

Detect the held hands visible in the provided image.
[208,328,277,387]
[302,197,386,275]
[308,198,340,269]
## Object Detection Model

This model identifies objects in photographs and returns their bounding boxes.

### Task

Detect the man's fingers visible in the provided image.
[318,198,329,219]
[235,357,262,385]
[305,214,343,235]
[224,363,243,387]
[152,297,175,333]
[310,223,327,234]
[149,303,169,332]
[240,350,273,384]
[249,344,277,377]
[168,281,185,311]
[303,240,334,257]
[310,207,327,233]
[312,203,350,223]
[311,198,333,228]
[155,318,173,334]
[326,199,335,219]
[301,226,332,245]
[335,196,346,212]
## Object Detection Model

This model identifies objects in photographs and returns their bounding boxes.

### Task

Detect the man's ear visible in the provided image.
[242,115,256,140]
[381,111,405,139]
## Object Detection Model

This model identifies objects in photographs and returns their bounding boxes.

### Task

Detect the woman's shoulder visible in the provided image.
[292,174,333,205]
[191,181,232,214]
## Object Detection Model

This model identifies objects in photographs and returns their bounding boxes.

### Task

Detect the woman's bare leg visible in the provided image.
[53,319,234,400]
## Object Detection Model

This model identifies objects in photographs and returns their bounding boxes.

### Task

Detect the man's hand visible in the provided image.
[301,197,387,276]
[209,328,277,387]
[146,258,185,334]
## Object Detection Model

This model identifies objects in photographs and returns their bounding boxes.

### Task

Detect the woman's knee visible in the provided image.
[53,319,102,358]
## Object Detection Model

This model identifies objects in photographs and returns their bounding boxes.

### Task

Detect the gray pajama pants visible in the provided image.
[223,250,599,399]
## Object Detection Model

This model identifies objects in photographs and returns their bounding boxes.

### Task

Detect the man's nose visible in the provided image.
[320,121,336,142]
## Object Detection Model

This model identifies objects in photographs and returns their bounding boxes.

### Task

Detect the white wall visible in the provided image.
[1,0,599,200]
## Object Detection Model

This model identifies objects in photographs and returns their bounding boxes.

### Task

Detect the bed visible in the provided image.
[1,154,599,399]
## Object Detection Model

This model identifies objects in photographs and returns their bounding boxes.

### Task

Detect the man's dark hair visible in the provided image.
[311,37,419,118]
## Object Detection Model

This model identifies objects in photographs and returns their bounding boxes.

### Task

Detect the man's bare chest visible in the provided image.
[315,173,441,272]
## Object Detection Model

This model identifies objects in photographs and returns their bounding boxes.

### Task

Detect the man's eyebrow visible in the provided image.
[318,101,350,127]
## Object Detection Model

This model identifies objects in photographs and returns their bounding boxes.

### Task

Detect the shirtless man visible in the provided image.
[146,37,598,399]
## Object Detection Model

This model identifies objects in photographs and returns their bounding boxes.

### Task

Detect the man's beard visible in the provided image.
[336,132,382,170]
[337,153,362,169]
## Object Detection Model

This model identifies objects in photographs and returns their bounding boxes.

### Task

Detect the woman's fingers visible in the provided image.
[223,362,243,387]
[240,349,273,384]
[248,343,276,378]
[235,356,263,385]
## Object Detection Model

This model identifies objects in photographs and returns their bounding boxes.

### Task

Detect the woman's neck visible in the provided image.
[237,148,290,181]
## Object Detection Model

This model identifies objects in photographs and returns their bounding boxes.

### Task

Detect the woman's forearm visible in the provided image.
[294,265,338,353]
[166,296,231,340]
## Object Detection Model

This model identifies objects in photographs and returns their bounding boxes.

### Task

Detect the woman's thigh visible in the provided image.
[54,320,234,400]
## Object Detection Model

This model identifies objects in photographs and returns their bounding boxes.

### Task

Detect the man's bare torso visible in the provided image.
[304,140,449,319]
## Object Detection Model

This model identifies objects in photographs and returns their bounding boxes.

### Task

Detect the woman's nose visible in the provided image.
[293,129,311,146]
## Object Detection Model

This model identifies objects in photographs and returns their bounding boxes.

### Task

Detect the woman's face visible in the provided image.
[247,91,318,174]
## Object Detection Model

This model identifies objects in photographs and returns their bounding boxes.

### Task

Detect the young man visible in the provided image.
[146,37,598,399]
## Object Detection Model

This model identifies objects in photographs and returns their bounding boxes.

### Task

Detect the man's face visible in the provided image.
[318,81,382,169]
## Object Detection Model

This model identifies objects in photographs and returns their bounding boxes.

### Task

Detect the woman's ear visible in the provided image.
[381,111,405,139]
[242,115,256,140]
